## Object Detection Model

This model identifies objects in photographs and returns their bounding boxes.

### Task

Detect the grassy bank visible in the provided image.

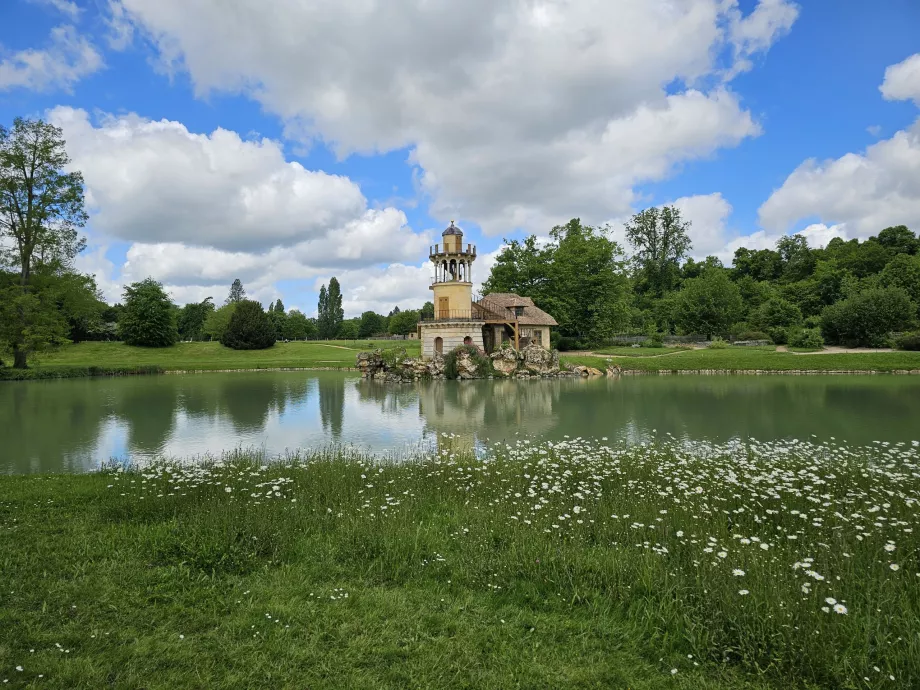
[0,364,164,381]
[1,438,917,688]
[562,346,920,373]
[4,340,419,377]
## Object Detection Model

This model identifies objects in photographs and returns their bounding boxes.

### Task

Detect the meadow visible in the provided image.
[1,437,917,688]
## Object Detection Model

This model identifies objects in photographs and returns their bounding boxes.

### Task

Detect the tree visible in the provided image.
[358,311,386,338]
[268,299,286,340]
[388,305,401,317]
[753,297,803,331]
[202,303,238,341]
[337,319,359,340]
[879,254,920,314]
[481,235,552,299]
[875,225,919,256]
[776,234,816,283]
[820,288,915,347]
[118,278,179,347]
[388,309,420,336]
[420,301,434,320]
[283,309,312,340]
[1,118,89,367]
[624,206,692,296]
[178,297,215,341]
[274,298,284,313]
[317,277,344,339]
[732,247,783,283]
[221,299,275,350]
[675,268,743,339]
[226,278,245,304]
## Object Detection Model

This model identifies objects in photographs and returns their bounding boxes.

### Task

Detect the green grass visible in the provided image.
[10,340,420,374]
[1,437,917,688]
[562,346,920,373]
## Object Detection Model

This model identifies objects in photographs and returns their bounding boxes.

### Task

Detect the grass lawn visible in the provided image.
[1,438,917,688]
[17,340,420,373]
[588,346,691,357]
[562,346,920,373]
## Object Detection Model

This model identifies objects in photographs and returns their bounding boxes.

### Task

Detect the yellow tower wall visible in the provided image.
[431,281,473,317]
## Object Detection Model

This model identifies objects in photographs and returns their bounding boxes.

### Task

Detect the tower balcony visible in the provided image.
[429,243,476,258]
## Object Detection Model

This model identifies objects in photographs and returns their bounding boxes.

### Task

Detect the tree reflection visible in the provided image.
[318,373,345,441]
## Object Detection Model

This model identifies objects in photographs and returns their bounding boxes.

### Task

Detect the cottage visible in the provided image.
[418,221,558,360]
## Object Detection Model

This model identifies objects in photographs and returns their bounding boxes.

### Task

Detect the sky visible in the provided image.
[1,0,919,318]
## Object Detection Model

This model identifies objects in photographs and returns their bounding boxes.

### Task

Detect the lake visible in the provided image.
[2,371,919,474]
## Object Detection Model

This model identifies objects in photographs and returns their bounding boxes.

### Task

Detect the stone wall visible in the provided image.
[420,322,485,360]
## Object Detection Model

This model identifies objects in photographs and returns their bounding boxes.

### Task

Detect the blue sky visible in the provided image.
[2,0,919,316]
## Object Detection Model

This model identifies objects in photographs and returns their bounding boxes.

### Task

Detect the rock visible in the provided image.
[521,343,559,375]
[586,367,604,377]
[490,346,520,375]
[572,365,588,375]
[605,365,621,377]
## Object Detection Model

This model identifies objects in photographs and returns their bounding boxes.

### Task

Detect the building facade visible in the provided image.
[418,222,558,360]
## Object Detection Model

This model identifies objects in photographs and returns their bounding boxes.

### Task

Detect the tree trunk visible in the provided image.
[12,345,28,369]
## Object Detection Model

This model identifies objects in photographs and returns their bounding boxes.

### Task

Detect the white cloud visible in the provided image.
[670,192,735,259]
[880,53,920,106]
[758,117,920,238]
[27,0,81,20]
[109,0,793,235]
[0,25,102,92]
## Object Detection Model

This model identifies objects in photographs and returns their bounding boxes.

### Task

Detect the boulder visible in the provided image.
[521,343,559,375]
[456,350,480,379]
[586,367,604,377]
[490,346,520,375]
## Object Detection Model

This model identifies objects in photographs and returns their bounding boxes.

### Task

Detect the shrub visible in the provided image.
[753,297,802,331]
[381,347,408,368]
[820,287,916,347]
[444,345,491,379]
[707,337,730,349]
[118,278,179,347]
[639,334,664,348]
[766,326,789,345]
[894,332,920,351]
[555,336,578,352]
[734,330,769,342]
[789,328,824,349]
[221,300,276,350]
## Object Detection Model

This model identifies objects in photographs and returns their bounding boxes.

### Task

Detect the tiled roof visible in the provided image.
[477,292,558,326]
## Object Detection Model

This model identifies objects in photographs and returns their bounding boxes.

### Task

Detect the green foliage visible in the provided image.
[317,277,344,339]
[202,303,237,341]
[875,225,919,255]
[675,268,742,339]
[820,287,916,347]
[220,300,276,350]
[706,337,730,349]
[788,328,824,349]
[879,254,920,310]
[380,346,408,368]
[226,279,245,304]
[894,332,920,351]
[388,309,419,336]
[765,326,790,345]
[358,311,386,338]
[118,278,179,347]
[731,247,782,283]
[624,205,692,295]
[420,301,434,320]
[443,344,491,379]
[776,234,815,282]
[282,310,312,340]
[178,297,215,341]
[337,319,359,340]
[753,297,803,331]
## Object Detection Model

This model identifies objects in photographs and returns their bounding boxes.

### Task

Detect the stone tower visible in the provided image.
[430,221,476,319]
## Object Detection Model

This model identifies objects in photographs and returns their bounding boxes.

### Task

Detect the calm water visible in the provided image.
[2,371,919,474]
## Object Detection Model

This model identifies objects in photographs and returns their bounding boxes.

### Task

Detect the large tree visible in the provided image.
[388,309,419,336]
[118,278,179,347]
[358,311,386,338]
[675,268,743,339]
[226,278,245,304]
[481,235,553,300]
[0,118,88,367]
[178,297,215,341]
[317,277,344,339]
[624,206,692,296]
[221,299,275,350]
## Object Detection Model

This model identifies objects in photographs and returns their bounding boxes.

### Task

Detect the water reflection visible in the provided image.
[2,372,919,474]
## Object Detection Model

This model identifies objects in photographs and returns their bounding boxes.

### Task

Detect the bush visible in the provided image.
[734,330,769,342]
[894,332,920,351]
[707,337,730,349]
[555,336,579,352]
[220,300,276,350]
[766,326,789,345]
[753,297,802,331]
[820,287,916,347]
[444,345,491,379]
[788,328,824,349]
[639,334,664,348]
[118,278,179,347]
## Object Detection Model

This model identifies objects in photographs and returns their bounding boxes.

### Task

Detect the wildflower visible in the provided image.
[890,564,899,571]
[825,597,837,605]
[732,569,745,577]
[738,589,749,595]
[834,604,848,615]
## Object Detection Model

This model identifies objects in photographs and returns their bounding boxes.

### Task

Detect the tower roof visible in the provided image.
[442,220,462,236]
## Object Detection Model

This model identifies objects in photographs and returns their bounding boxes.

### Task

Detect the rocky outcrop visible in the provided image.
[358,344,622,381]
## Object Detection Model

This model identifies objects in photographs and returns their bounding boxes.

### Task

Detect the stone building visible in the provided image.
[418,221,558,360]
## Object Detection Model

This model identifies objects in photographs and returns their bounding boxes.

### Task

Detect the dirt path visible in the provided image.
[568,350,691,359]
[311,343,361,351]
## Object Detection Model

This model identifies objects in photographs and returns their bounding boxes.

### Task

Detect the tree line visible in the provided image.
[484,211,920,349]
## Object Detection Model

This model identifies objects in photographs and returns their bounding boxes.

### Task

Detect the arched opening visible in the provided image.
[463,336,473,345]
[434,337,443,355]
